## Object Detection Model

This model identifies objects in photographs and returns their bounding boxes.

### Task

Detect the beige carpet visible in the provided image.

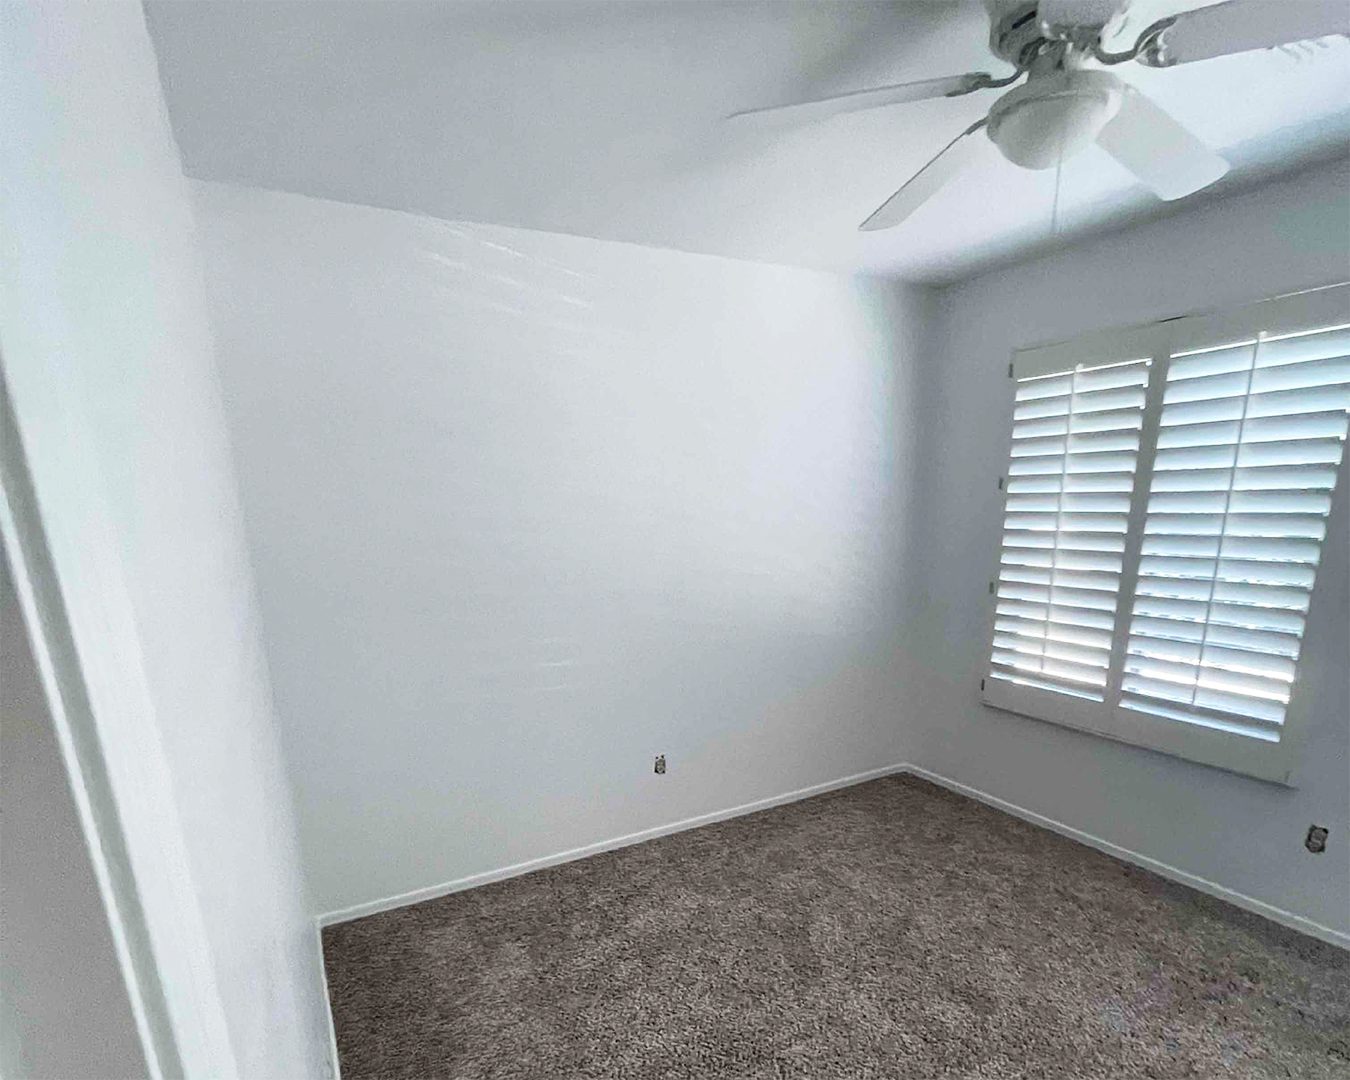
[323,775,1349,1078]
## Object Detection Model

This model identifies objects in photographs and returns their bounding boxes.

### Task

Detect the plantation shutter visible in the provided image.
[1121,324,1350,739]
[983,284,1350,784]
[991,358,1150,701]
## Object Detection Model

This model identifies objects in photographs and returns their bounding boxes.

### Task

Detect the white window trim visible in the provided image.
[982,283,1350,786]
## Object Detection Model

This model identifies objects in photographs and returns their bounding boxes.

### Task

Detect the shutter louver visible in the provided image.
[1121,324,1350,741]
[989,358,1151,702]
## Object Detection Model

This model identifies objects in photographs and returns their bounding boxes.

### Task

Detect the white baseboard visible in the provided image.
[316,759,1349,954]
[316,761,910,927]
[312,921,342,1079]
[904,764,1350,951]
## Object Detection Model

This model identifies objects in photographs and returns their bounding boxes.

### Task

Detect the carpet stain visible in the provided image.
[323,775,1350,1079]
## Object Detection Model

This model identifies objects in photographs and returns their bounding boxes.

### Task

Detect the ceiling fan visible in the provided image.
[728,0,1350,231]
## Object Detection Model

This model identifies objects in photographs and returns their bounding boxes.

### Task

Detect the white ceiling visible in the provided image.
[146,0,1350,282]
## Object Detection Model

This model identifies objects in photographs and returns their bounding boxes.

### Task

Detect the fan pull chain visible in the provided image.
[1050,128,1066,237]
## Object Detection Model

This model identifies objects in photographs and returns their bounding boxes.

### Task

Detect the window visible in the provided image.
[984,285,1349,784]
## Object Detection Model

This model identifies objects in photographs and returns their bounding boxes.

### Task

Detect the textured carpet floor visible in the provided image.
[323,775,1349,1079]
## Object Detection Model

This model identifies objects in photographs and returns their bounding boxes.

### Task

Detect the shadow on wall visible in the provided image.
[0,563,147,1077]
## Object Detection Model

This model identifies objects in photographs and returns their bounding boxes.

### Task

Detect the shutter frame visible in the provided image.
[982,283,1350,786]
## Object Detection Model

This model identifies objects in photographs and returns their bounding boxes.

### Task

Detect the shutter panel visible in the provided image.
[1121,324,1350,741]
[989,358,1151,702]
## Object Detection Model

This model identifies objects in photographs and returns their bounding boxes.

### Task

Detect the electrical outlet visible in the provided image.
[1305,824,1328,853]
[654,754,666,775]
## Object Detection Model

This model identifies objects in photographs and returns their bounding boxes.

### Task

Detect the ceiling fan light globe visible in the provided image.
[988,70,1122,170]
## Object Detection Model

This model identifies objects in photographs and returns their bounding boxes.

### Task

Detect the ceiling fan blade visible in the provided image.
[1143,0,1350,66]
[859,119,989,232]
[727,73,990,125]
[1095,87,1229,201]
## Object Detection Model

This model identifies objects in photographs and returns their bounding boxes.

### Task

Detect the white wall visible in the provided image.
[2,562,146,1079]
[911,158,1350,938]
[1,4,333,1075]
[193,182,933,916]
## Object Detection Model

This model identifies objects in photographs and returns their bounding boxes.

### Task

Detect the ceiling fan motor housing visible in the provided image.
[987,69,1122,170]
